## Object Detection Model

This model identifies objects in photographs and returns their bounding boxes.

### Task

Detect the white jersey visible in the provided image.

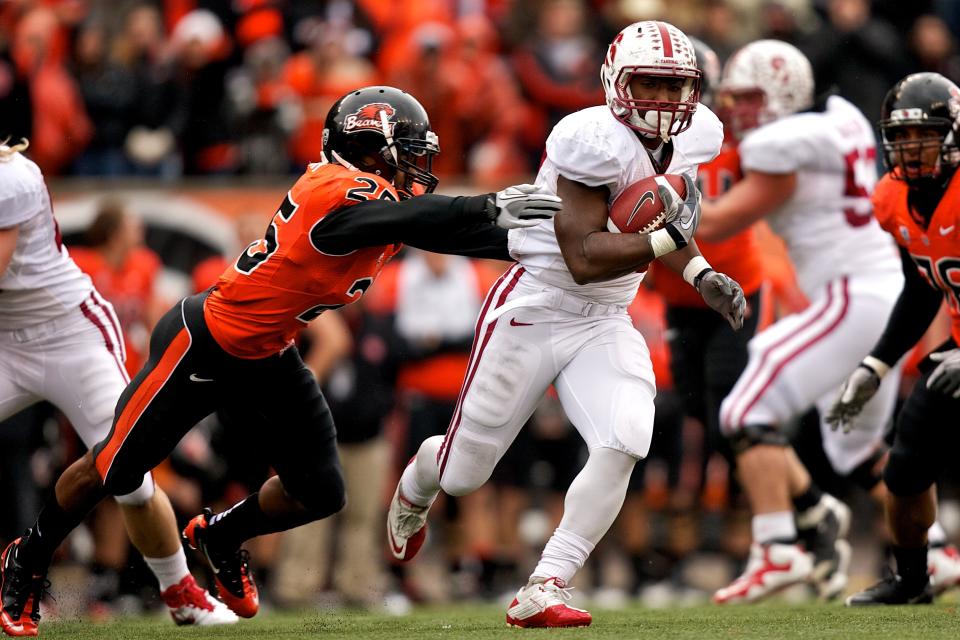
[739,96,900,296]
[509,104,723,305]
[0,149,92,329]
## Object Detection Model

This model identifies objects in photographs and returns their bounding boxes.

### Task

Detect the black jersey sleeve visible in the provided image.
[310,193,510,260]
[870,245,945,366]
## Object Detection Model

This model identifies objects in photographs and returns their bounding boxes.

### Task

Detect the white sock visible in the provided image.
[752,511,797,544]
[929,521,948,546]
[530,527,595,585]
[400,435,443,507]
[144,550,190,593]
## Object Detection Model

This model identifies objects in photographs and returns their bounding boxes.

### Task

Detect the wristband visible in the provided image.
[682,256,713,288]
[862,355,891,379]
[649,228,678,257]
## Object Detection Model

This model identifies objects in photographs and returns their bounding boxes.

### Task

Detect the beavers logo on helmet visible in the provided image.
[344,103,396,136]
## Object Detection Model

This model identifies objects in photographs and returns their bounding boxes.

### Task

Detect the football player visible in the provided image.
[0,139,237,638]
[0,86,561,635]
[829,72,960,605]
[387,21,745,628]
[696,40,905,604]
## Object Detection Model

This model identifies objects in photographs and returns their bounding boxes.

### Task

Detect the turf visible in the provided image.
[37,603,960,639]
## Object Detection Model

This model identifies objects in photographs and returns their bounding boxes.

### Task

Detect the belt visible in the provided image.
[485,287,627,324]
[0,310,74,344]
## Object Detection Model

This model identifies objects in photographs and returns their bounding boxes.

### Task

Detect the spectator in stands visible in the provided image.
[71,18,139,176]
[510,0,604,168]
[802,0,906,123]
[908,14,960,82]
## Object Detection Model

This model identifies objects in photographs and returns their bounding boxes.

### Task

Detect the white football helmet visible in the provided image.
[718,39,814,137]
[600,21,701,141]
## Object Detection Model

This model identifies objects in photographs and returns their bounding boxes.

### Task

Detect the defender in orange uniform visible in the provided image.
[828,73,960,605]
[0,86,561,634]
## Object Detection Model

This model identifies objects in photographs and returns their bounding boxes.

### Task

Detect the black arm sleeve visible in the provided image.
[310,193,510,260]
[870,245,945,366]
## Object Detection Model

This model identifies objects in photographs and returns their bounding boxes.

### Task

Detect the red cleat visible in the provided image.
[160,574,238,626]
[713,542,813,604]
[183,509,259,618]
[1,536,48,638]
[386,484,430,562]
[505,578,592,628]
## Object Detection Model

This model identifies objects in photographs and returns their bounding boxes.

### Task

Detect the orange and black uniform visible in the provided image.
[647,143,763,477]
[870,169,960,497]
[90,157,509,516]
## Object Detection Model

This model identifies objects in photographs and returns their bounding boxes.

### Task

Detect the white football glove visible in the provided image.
[927,348,960,398]
[486,184,563,229]
[825,363,882,433]
[657,174,702,249]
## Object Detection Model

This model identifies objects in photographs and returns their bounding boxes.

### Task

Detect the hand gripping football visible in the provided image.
[607,174,687,234]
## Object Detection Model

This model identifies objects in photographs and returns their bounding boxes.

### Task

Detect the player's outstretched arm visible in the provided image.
[309,187,560,260]
[697,170,796,242]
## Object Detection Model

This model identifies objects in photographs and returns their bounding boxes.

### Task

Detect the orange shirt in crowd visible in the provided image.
[70,246,161,375]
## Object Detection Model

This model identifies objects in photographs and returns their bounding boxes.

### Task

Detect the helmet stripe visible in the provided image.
[657,22,673,58]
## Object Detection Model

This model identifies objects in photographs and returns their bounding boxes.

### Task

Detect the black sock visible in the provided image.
[893,545,929,590]
[19,499,85,569]
[203,493,273,550]
[792,483,823,515]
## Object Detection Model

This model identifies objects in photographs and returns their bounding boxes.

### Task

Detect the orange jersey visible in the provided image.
[873,171,960,345]
[649,143,764,306]
[204,161,402,358]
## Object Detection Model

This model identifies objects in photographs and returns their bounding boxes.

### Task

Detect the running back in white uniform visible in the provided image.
[509,105,723,305]
[0,148,152,503]
[719,96,904,474]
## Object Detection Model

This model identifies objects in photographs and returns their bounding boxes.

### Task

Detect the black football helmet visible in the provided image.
[879,72,960,187]
[323,86,440,193]
[688,37,720,108]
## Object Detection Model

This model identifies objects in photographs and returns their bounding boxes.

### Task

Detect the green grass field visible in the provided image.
[36,603,960,640]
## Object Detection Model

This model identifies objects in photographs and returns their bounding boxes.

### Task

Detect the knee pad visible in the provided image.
[844,447,887,493]
[726,423,789,455]
[439,433,498,497]
[113,472,156,506]
[282,465,346,519]
[883,447,936,497]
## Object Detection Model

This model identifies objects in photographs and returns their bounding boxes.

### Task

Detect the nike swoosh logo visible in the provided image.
[387,526,406,558]
[940,225,955,235]
[189,374,215,383]
[626,191,655,227]
[510,318,533,327]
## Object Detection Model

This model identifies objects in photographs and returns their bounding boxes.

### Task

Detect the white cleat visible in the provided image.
[929,544,960,596]
[505,578,592,628]
[160,574,239,626]
[386,485,430,562]
[713,542,814,604]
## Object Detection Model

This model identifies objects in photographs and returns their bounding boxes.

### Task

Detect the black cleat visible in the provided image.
[797,494,851,598]
[845,572,934,606]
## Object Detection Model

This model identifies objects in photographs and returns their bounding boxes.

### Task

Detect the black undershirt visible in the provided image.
[309,193,511,261]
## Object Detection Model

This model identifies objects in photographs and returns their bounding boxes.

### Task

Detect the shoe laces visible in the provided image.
[179,579,215,612]
[3,545,49,622]
[393,495,428,538]
[532,579,575,606]
[214,548,252,595]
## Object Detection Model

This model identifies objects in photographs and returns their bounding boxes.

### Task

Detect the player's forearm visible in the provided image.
[311,194,493,254]
[564,230,658,284]
[870,249,944,366]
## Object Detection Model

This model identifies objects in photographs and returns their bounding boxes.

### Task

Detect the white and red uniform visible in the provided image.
[718,96,904,474]
[436,104,722,491]
[0,149,152,503]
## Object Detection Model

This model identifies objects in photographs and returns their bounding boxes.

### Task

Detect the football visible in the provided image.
[607,173,687,234]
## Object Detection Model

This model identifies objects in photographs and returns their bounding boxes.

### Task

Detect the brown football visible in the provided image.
[607,174,686,234]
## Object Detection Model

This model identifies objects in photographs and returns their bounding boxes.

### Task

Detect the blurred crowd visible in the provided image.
[3,0,960,619]
[1,0,959,184]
